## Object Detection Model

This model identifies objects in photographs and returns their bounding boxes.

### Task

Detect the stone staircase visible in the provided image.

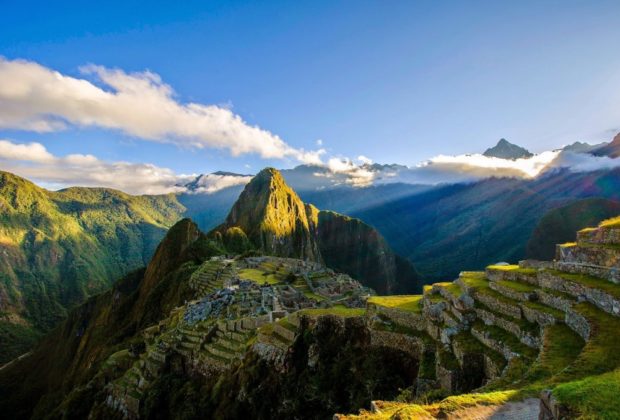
[200,317,262,369]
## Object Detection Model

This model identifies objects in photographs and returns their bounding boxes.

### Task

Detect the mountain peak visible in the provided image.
[483,138,533,160]
[216,167,322,261]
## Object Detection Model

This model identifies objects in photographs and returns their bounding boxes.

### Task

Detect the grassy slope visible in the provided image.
[0,171,186,362]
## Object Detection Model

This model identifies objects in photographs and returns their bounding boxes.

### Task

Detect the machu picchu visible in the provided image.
[3,169,620,420]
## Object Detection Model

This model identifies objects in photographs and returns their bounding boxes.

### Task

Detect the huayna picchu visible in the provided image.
[3,167,620,418]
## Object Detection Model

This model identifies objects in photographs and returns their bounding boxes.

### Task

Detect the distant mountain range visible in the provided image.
[182,135,620,195]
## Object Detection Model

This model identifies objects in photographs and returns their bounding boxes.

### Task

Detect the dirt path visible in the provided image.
[446,398,540,419]
[0,351,32,372]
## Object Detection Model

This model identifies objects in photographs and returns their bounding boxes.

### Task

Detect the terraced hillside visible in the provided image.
[341,216,620,419]
[4,214,620,418]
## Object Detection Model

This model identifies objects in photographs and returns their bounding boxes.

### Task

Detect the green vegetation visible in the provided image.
[0,171,187,362]
[238,268,282,285]
[554,369,620,419]
[600,215,620,229]
[487,265,537,276]
[433,281,462,298]
[496,279,537,293]
[299,305,365,318]
[368,295,422,313]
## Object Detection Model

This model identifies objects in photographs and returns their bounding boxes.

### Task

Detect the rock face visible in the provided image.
[213,168,420,293]
[591,132,620,158]
[317,211,418,293]
[483,138,533,160]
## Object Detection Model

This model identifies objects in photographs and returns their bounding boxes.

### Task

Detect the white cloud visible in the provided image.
[0,140,54,162]
[188,173,253,194]
[324,157,375,186]
[546,150,620,173]
[0,139,192,194]
[0,57,322,164]
[316,139,323,146]
[357,155,373,165]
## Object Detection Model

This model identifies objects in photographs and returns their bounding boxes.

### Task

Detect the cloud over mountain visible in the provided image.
[0,139,192,194]
[0,57,323,164]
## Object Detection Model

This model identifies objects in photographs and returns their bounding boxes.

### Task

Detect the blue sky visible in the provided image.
[1,0,620,191]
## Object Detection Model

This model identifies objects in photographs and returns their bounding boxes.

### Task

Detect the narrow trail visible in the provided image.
[445,398,540,420]
[0,351,32,372]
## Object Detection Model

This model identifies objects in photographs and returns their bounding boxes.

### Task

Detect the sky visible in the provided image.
[2,0,620,193]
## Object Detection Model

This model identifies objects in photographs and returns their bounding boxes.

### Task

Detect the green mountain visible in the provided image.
[526,198,620,260]
[0,171,186,363]
[212,168,420,293]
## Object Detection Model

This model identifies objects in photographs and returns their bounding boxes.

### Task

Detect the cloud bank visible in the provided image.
[0,139,193,194]
[290,149,620,190]
[0,57,323,164]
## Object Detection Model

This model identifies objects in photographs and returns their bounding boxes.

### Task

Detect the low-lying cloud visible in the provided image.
[187,173,253,194]
[0,57,323,164]
[297,149,620,190]
[0,139,192,194]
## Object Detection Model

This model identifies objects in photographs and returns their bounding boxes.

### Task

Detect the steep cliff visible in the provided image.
[318,211,418,293]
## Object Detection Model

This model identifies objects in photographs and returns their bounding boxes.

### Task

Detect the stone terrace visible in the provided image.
[340,217,620,419]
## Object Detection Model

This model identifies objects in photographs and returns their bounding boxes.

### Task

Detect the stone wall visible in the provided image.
[554,261,620,284]
[470,326,518,360]
[486,269,539,286]
[565,309,591,340]
[367,304,426,331]
[577,227,620,245]
[537,290,573,313]
[489,281,535,302]
[557,243,620,269]
[538,271,620,316]
[474,307,540,348]
[474,293,522,319]
[368,329,424,357]
[521,304,556,327]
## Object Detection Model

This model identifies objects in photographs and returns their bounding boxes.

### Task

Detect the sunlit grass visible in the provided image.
[238,268,282,285]
[368,295,423,313]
